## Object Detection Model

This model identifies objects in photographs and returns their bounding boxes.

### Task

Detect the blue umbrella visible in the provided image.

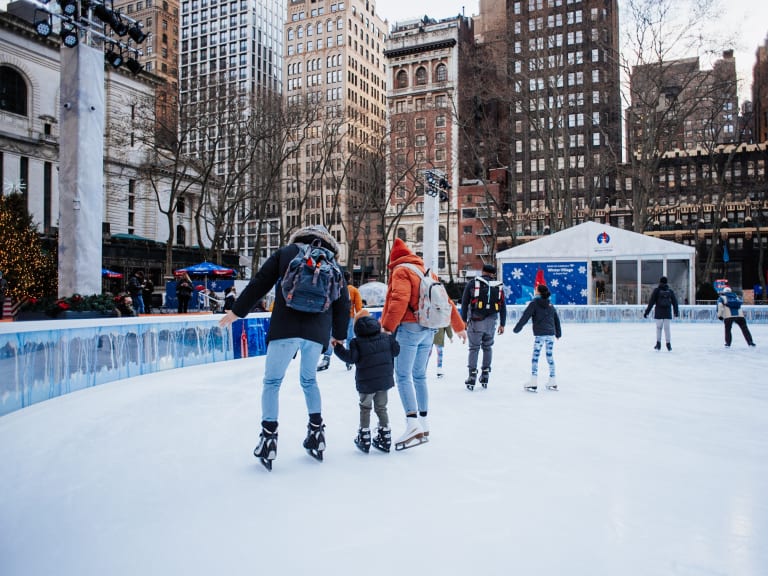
[174,261,236,277]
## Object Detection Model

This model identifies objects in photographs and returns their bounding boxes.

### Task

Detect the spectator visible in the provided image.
[223,286,237,312]
[116,294,137,317]
[143,277,155,313]
[176,272,194,314]
[643,276,679,351]
[127,271,146,314]
[717,287,756,348]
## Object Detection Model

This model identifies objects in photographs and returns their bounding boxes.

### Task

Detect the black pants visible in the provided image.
[724,316,754,346]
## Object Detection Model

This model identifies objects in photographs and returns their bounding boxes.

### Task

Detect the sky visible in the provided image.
[1,322,766,576]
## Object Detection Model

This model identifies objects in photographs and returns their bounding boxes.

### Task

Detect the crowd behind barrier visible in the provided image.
[1,305,765,417]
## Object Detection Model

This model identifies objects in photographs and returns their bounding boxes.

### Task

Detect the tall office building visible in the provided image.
[282,0,388,276]
[753,35,768,144]
[179,0,284,265]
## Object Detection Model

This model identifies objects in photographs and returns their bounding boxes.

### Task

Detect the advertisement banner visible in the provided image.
[501,261,589,305]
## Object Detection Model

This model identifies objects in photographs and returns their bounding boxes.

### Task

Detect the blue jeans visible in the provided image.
[262,338,323,422]
[394,322,435,415]
[134,293,145,314]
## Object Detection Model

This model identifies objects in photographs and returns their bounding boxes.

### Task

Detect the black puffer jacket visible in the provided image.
[333,315,400,394]
[644,282,679,320]
[513,296,562,337]
[231,228,350,350]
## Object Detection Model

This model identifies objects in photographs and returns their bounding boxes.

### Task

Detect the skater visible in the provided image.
[176,272,194,314]
[380,238,466,450]
[460,263,507,390]
[643,276,679,351]
[717,287,756,348]
[218,225,350,470]
[432,325,453,378]
[333,309,399,453]
[318,270,363,372]
[513,283,562,392]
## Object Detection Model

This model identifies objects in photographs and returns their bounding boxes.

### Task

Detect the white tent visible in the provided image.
[495,222,695,305]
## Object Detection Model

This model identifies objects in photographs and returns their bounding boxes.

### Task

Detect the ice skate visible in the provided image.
[546,377,558,391]
[253,428,278,471]
[303,422,326,461]
[354,427,371,453]
[524,375,538,393]
[394,418,427,451]
[418,415,430,438]
[436,371,444,379]
[316,355,330,371]
[372,426,391,453]
[465,369,478,391]
[479,368,490,389]
[666,342,672,351]
[654,341,661,350]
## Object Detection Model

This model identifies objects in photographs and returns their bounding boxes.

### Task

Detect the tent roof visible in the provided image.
[496,221,695,261]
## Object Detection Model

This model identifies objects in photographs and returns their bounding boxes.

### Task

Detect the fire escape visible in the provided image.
[476,200,495,265]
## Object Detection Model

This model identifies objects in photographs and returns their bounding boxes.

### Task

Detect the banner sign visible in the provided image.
[501,261,588,305]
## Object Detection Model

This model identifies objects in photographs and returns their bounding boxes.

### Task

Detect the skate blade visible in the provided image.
[546,385,558,391]
[306,449,324,462]
[466,383,475,391]
[394,435,429,451]
[354,440,370,453]
[524,386,538,393]
[481,382,488,389]
[372,442,390,453]
[259,457,273,471]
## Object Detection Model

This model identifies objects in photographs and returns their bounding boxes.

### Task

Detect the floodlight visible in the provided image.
[105,49,123,68]
[34,16,52,37]
[93,4,129,36]
[127,23,147,44]
[61,24,79,47]
[125,58,143,74]
[60,0,78,16]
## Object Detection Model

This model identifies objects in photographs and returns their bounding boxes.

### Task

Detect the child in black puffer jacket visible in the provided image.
[334,310,400,453]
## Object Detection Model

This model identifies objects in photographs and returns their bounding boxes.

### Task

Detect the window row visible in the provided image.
[395,63,448,89]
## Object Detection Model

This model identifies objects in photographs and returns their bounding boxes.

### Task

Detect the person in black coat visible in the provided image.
[643,276,679,351]
[513,284,562,392]
[218,224,350,468]
[333,310,400,453]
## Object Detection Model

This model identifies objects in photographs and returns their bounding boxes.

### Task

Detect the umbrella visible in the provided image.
[358,281,387,307]
[174,261,236,277]
[102,268,123,279]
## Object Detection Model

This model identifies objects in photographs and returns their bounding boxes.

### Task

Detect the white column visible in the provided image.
[58,44,105,297]
[422,190,440,275]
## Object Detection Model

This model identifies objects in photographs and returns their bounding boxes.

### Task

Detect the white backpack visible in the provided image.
[397,263,452,329]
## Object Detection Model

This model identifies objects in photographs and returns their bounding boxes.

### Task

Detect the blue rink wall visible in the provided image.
[1,306,766,417]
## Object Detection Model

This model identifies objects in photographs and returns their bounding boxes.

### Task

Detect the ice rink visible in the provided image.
[1,322,766,576]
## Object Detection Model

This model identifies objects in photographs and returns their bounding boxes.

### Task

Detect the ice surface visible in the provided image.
[0,323,766,576]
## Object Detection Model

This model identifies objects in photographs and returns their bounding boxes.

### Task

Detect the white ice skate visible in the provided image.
[418,415,430,438]
[524,375,538,393]
[546,377,558,391]
[394,418,428,451]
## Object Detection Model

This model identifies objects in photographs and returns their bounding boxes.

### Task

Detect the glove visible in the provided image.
[718,316,723,321]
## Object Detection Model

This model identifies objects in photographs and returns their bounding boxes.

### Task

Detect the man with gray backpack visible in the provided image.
[219,224,350,470]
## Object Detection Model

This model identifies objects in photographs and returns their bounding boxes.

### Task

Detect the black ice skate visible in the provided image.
[303,422,326,461]
[253,428,278,471]
[372,426,392,453]
[654,341,661,350]
[317,356,330,371]
[666,342,672,351]
[479,368,490,389]
[354,427,371,453]
[465,369,478,391]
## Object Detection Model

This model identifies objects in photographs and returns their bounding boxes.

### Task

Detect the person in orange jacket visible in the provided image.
[380,238,466,450]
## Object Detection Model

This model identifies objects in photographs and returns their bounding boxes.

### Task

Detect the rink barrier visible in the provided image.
[0,306,764,417]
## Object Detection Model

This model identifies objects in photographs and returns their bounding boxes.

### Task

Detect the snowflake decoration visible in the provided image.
[566,284,573,291]
[550,278,559,287]
[580,288,588,298]
[3,179,26,195]
[578,265,586,275]
[511,267,523,280]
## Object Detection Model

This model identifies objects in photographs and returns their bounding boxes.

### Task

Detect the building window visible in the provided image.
[397,227,407,241]
[436,115,446,127]
[0,66,27,116]
[396,69,408,88]
[176,225,186,245]
[415,66,427,85]
[435,63,447,82]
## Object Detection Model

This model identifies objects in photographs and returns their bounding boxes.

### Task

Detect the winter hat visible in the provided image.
[723,286,732,293]
[288,224,339,255]
[482,263,497,275]
[354,308,370,323]
[537,284,551,299]
[389,237,412,264]
[659,276,668,284]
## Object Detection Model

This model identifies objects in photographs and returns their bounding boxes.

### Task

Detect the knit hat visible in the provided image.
[288,224,339,255]
[389,237,412,264]
[482,263,497,275]
[659,276,668,284]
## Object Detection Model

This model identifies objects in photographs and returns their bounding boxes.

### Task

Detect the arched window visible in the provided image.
[287,28,294,40]
[176,225,186,246]
[435,63,447,82]
[397,227,407,242]
[415,66,427,85]
[396,69,408,88]
[0,66,28,116]
[439,226,447,241]
[416,226,424,242]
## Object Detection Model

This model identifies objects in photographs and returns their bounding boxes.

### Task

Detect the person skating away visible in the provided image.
[318,270,363,372]
[513,284,562,392]
[643,276,679,351]
[333,309,400,453]
[717,287,756,348]
[432,325,453,379]
[219,225,350,470]
[380,238,466,450]
[460,263,507,390]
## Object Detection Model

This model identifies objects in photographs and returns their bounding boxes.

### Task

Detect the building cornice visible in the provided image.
[384,38,456,59]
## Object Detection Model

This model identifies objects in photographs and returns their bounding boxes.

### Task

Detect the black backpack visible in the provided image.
[656,287,672,308]
[469,277,504,318]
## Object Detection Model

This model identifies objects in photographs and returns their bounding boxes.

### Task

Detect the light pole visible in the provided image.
[422,169,451,276]
[30,0,147,297]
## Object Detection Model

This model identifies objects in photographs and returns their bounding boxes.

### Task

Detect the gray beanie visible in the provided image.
[288,224,339,255]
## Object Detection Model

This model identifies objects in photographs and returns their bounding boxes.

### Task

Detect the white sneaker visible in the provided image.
[418,415,430,437]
